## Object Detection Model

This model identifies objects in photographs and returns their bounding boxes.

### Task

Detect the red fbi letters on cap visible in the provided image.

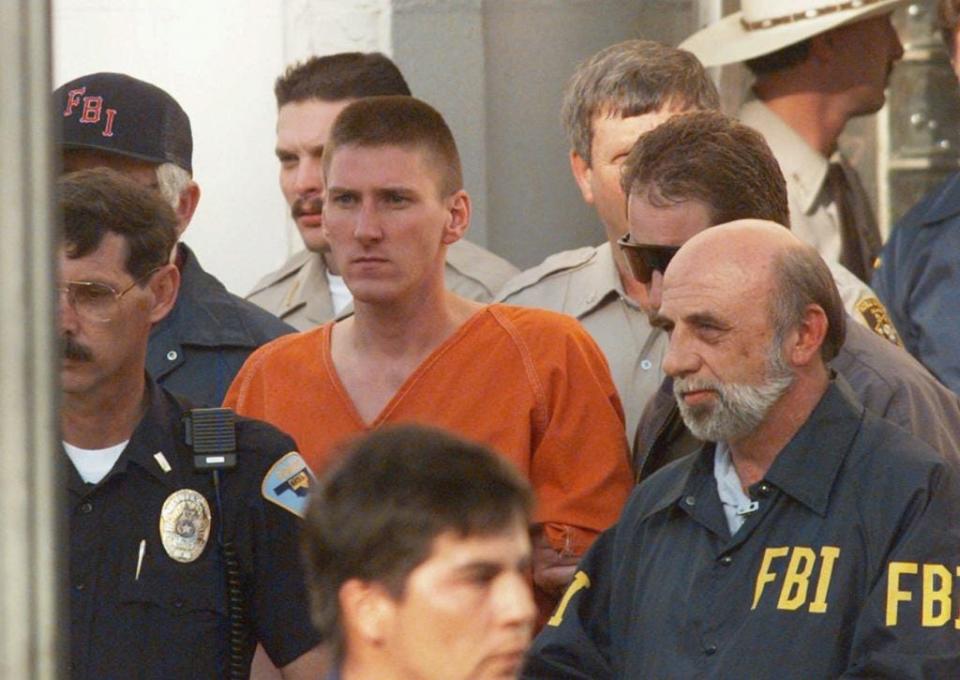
[63,87,116,138]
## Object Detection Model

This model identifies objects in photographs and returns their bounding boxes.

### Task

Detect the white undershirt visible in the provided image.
[714,442,759,534]
[327,271,352,315]
[64,440,128,484]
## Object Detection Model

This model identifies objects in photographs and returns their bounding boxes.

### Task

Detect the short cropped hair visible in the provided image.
[274,52,411,107]
[302,425,533,659]
[60,168,178,278]
[322,95,463,196]
[621,110,789,227]
[745,40,813,77]
[772,245,847,362]
[938,0,960,55]
[561,40,719,165]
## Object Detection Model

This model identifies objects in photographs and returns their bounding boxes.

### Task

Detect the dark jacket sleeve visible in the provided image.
[523,528,617,680]
[841,460,960,678]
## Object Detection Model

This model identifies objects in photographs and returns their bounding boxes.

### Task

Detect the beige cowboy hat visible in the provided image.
[680,0,909,68]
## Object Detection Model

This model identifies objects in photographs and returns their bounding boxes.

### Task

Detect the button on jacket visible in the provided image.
[67,378,320,679]
[147,244,295,406]
[526,380,960,679]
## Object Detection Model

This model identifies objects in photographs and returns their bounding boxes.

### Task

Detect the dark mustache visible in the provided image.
[291,195,324,220]
[63,335,93,362]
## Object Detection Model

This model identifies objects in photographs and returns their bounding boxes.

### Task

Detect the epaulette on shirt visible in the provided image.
[497,246,599,301]
[246,250,315,298]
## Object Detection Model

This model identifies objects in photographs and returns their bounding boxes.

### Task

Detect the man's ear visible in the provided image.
[441,189,471,245]
[147,263,180,324]
[340,579,395,645]
[786,303,828,368]
[174,181,201,236]
[569,150,595,205]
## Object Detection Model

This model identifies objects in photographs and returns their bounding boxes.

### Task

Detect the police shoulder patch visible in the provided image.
[855,296,902,347]
[262,451,315,518]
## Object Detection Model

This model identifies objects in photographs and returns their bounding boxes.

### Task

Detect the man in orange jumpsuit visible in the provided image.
[225,96,633,619]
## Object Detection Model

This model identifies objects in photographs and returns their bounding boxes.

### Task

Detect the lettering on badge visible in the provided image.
[886,562,960,628]
[751,545,840,613]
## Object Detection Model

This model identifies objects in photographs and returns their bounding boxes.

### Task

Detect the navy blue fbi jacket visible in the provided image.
[147,244,295,407]
[525,380,960,679]
[67,378,321,679]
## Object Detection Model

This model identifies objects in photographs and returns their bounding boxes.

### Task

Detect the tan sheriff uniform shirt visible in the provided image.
[247,238,519,331]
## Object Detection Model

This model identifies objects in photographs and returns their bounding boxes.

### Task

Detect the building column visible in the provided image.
[0,1,62,677]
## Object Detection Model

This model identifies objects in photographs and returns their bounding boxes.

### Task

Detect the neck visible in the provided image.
[754,83,847,158]
[349,282,482,362]
[728,368,830,488]
[62,373,148,449]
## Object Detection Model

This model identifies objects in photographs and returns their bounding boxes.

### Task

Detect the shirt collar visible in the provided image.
[119,376,189,488]
[565,241,633,318]
[740,98,831,216]
[638,377,862,521]
[65,376,185,495]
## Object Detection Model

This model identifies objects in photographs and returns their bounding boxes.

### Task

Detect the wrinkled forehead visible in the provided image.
[661,252,773,319]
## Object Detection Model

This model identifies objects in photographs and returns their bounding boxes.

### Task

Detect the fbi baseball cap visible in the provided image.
[55,72,193,173]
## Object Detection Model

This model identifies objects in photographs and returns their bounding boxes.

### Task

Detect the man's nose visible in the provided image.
[294,158,324,196]
[58,289,80,332]
[495,571,537,630]
[661,330,700,379]
[647,271,664,313]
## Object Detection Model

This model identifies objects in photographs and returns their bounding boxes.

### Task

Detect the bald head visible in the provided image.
[663,220,845,362]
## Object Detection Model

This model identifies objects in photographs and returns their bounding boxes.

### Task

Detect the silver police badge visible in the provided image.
[159,489,212,563]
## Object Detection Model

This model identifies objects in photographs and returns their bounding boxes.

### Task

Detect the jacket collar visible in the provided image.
[914,172,960,226]
[640,378,863,521]
[150,243,264,348]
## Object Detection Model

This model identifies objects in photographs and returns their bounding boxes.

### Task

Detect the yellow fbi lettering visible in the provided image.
[548,570,591,627]
[886,562,960,628]
[751,546,840,612]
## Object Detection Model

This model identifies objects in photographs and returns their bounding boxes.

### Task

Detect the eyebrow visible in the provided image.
[686,311,730,329]
[650,312,673,330]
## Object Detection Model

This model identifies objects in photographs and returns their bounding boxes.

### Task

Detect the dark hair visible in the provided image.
[621,110,789,227]
[59,168,178,278]
[322,95,463,196]
[772,245,847,362]
[275,52,411,107]
[938,0,960,55]
[561,40,719,165]
[745,40,813,77]
[302,425,533,659]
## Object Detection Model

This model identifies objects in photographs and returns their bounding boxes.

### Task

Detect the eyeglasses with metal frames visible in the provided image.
[58,267,162,323]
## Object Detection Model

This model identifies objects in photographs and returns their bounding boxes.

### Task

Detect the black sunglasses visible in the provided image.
[616,234,680,284]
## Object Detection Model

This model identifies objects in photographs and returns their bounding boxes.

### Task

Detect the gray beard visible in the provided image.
[673,355,794,443]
